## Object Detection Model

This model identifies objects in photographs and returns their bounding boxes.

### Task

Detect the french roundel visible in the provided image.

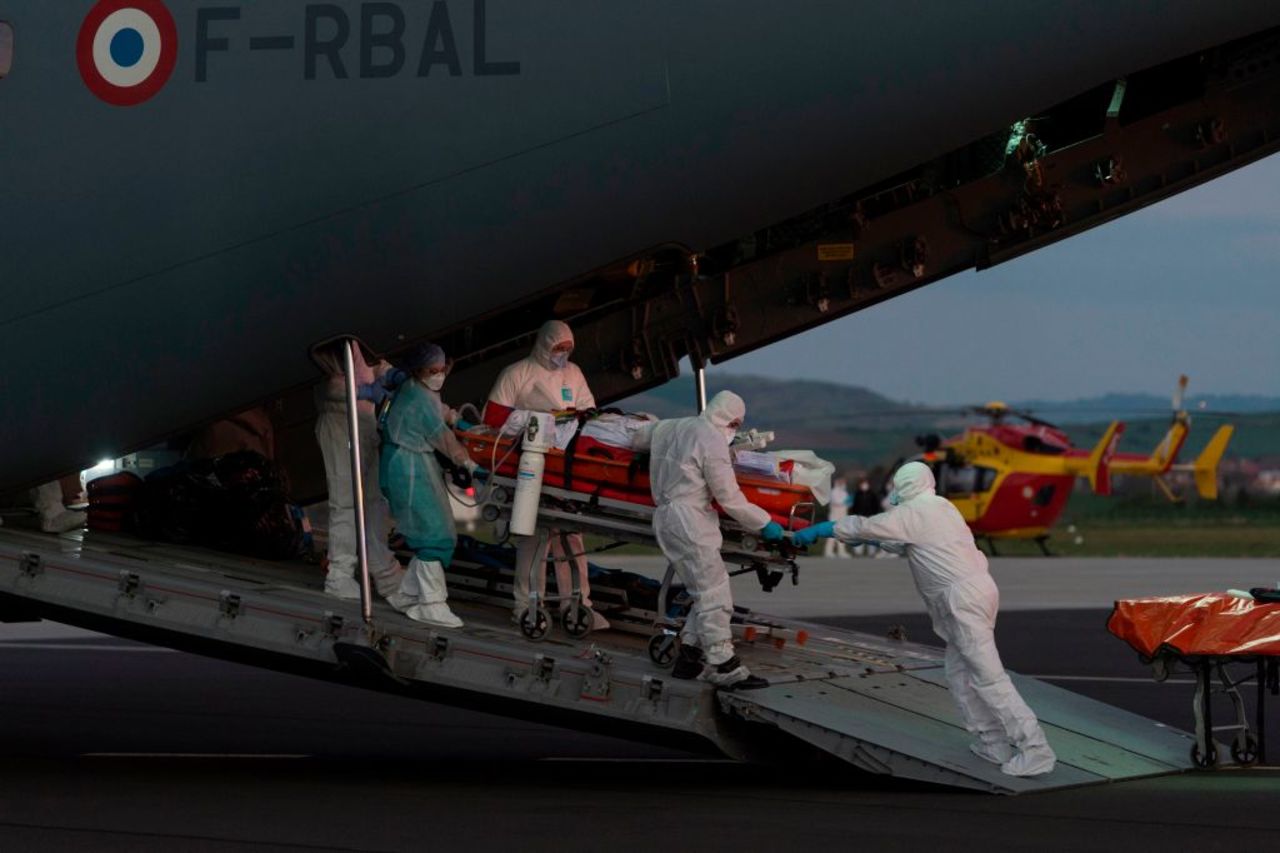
[77,0,178,106]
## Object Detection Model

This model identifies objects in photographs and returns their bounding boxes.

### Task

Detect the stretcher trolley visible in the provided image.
[458,428,818,650]
[1108,591,1280,767]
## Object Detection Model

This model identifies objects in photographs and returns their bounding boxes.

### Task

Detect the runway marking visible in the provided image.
[82,752,311,759]
[540,757,735,764]
[0,643,175,652]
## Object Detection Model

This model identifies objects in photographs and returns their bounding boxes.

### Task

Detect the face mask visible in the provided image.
[724,427,738,445]
[425,374,445,392]
[888,490,901,506]
[550,351,570,370]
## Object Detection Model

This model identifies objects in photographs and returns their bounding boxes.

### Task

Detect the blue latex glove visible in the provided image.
[381,368,408,389]
[760,521,784,542]
[357,382,389,405]
[456,418,475,431]
[791,521,836,548]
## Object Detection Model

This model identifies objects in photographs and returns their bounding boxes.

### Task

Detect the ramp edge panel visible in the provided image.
[910,667,1198,770]
[0,532,739,758]
[722,682,1108,794]
[820,673,1187,781]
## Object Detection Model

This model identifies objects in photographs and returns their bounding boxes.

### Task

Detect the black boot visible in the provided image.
[703,656,769,690]
[672,644,706,680]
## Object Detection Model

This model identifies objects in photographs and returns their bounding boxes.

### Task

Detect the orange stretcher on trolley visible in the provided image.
[456,428,819,529]
[1108,593,1280,659]
[1108,592,1280,768]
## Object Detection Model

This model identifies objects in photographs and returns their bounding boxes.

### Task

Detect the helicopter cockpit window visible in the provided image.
[939,464,997,496]
[940,465,976,495]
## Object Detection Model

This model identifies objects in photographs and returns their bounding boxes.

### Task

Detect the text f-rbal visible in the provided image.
[194,0,522,84]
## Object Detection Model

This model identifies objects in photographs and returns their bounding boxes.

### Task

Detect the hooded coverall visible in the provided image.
[634,391,773,667]
[485,321,599,618]
[312,347,401,600]
[831,461,1056,776]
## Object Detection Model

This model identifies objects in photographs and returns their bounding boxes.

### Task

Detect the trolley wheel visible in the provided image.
[561,603,593,639]
[1231,733,1260,766]
[1191,742,1218,768]
[648,633,678,668]
[519,607,550,641]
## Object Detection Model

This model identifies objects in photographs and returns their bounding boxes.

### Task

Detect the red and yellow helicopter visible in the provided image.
[907,377,1234,554]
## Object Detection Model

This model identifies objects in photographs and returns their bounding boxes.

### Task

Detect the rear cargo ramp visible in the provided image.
[720,665,1196,794]
[0,525,1197,794]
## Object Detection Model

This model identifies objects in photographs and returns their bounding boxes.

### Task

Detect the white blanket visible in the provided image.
[579,413,657,449]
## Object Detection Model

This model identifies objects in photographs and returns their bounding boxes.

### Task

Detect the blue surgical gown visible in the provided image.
[379,379,467,564]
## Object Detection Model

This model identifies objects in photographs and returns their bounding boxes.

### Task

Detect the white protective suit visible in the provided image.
[824,480,850,558]
[634,391,773,668]
[486,321,602,624]
[313,345,403,601]
[832,462,1056,777]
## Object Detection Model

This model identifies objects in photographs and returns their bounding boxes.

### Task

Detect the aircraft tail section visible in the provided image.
[1084,421,1125,495]
[1189,425,1234,500]
[1147,418,1191,474]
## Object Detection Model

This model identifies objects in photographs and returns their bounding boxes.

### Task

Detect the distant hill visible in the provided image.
[617,373,1280,475]
[1008,392,1280,424]
[621,373,927,424]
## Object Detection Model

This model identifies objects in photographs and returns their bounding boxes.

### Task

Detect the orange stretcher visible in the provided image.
[1107,593,1280,659]
[456,429,818,529]
[1108,592,1280,768]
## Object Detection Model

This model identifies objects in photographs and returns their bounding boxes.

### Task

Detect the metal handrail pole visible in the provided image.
[694,363,707,414]
[343,339,374,625]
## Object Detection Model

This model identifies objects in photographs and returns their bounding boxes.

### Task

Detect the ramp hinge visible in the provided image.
[218,591,242,619]
[534,654,555,682]
[581,654,612,702]
[431,636,450,661]
[117,571,141,597]
[324,612,345,638]
[643,675,664,702]
[18,552,41,578]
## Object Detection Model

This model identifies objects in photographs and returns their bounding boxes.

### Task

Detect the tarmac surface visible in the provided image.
[0,556,1276,851]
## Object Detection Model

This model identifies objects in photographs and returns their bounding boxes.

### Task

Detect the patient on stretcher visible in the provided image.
[458,408,835,527]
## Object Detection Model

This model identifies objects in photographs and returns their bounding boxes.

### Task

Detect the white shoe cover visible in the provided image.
[41,509,87,534]
[387,592,417,611]
[970,740,1015,765]
[394,559,459,627]
[701,663,752,687]
[405,602,463,629]
[323,575,362,600]
[1001,744,1056,777]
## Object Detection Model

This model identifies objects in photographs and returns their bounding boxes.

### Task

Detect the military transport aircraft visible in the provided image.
[2,0,1279,794]
[3,1,1280,487]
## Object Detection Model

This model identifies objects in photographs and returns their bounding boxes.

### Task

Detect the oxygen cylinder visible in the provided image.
[510,412,554,536]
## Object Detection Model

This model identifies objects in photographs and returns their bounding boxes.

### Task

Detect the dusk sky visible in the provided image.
[724,154,1280,405]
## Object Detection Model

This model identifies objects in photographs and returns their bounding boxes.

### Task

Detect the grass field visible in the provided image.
[986,521,1280,558]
